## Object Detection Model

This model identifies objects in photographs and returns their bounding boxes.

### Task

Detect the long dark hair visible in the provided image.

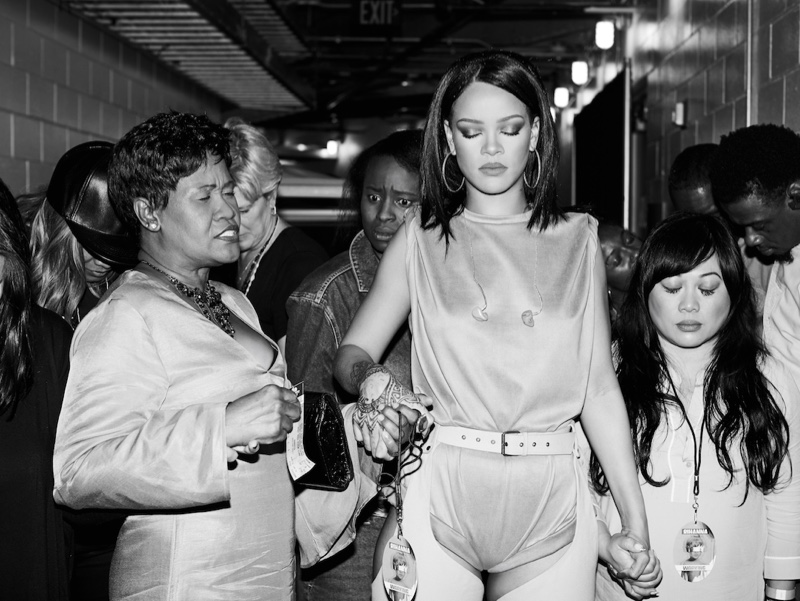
[420,49,562,242]
[337,128,423,244]
[590,213,789,501]
[0,177,34,417]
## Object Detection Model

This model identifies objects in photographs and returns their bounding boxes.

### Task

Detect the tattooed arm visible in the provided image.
[334,228,430,458]
[333,226,411,395]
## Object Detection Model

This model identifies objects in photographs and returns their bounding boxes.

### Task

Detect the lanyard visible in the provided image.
[395,425,405,537]
[665,370,707,523]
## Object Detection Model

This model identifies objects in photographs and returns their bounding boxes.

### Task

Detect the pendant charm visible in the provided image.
[673,521,716,583]
[382,535,418,600]
[521,310,535,327]
[472,306,489,322]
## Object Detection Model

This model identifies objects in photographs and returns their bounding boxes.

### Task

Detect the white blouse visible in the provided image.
[594,357,800,601]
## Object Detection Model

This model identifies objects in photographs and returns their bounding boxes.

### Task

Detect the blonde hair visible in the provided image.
[17,192,85,322]
[224,117,282,205]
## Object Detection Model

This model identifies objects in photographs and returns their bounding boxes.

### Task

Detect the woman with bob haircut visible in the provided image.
[0,175,74,599]
[591,212,800,600]
[334,49,660,600]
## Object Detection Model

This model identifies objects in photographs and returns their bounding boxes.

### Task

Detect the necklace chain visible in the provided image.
[239,216,279,295]
[142,260,235,338]
[464,217,543,327]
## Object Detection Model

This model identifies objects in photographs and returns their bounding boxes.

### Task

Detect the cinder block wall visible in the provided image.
[0,0,227,195]
[630,0,798,225]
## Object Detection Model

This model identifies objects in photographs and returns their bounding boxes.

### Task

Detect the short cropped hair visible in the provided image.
[109,112,231,236]
[668,143,717,192]
[710,124,800,206]
[341,129,423,215]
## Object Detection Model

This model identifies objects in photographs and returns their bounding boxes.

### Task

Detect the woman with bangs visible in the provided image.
[591,212,800,601]
[333,49,659,600]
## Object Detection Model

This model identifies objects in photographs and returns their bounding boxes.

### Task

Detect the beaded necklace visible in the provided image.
[142,260,235,338]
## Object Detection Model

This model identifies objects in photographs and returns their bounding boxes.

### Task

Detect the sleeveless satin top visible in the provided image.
[406,208,600,433]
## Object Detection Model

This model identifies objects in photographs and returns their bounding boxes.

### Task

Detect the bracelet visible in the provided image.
[766,585,796,601]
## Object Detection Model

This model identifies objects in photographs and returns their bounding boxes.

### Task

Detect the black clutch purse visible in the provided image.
[296,392,354,492]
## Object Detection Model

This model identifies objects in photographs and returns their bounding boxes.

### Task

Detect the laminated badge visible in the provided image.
[673,521,716,583]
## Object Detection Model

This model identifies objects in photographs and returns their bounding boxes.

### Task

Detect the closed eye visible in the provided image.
[700,288,717,297]
[460,130,480,139]
[662,285,680,294]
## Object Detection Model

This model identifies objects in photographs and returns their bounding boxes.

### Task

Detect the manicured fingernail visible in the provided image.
[633,543,645,551]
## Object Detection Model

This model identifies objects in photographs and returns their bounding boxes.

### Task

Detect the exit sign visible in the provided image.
[354,0,401,33]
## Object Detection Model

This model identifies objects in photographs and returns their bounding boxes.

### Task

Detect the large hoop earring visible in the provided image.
[523,148,541,190]
[442,151,465,193]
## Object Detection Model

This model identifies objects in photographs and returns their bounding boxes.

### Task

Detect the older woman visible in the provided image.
[223,117,327,354]
[53,112,302,600]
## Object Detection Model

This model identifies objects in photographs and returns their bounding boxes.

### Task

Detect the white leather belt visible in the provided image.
[436,425,575,456]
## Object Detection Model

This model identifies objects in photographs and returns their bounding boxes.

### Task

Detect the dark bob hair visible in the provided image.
[421,49,561,241]
[108,111,231,238]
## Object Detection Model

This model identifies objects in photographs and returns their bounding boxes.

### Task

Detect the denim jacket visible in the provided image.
[285,230,412,401]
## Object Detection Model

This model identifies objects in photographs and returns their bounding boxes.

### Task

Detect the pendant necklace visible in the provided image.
[381,425,418,600]
[665,371,716,584]
[142,260,235,338]
[464,218,543,327]
[239,213,280,295]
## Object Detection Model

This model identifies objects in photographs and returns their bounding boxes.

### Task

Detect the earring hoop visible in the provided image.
[442,152,465,194]
[523,148,541,190]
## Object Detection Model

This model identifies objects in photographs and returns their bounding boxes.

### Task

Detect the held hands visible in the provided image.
[602,530,662,599]
[224,384,301,462]
[353,365,432,460]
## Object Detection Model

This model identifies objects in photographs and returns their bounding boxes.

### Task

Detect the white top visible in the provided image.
[762,245,800,392]
[594,358,800,600]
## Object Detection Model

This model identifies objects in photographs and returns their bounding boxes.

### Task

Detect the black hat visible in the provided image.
[46,141,139,271]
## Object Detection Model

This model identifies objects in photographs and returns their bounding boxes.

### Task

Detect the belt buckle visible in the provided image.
[501,430,525,456]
